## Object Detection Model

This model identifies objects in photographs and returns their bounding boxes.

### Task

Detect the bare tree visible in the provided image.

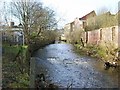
[11,0,57,44]
[7,0,58,76]
[97,7,110,15]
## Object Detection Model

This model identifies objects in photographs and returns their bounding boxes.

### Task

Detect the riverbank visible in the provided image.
[74,44,120,65]
[33,43,119,88]
[2,37,55,88]
[2,43,29,88]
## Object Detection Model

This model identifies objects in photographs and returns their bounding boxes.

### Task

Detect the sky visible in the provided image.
[41,0,120,28]
[1,0,120,28]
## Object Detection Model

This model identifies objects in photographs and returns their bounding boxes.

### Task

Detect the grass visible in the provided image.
[74,44,119,62]
[2,43,29,88]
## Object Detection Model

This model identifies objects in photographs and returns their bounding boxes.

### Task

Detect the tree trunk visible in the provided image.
[81,38,84,47]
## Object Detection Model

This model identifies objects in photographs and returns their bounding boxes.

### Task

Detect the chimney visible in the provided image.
[10,22,14,27]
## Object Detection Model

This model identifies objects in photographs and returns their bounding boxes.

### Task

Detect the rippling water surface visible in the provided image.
[33,43,119,88]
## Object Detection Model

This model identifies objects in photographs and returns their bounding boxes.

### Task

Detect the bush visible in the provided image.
[85,12,117,31]
[74,43,119,62]
[2,43,29,88]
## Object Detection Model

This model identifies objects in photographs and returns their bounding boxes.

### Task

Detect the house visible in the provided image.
[68,10,97,32]
[79,10,96,20]
[63,10,96,43]
[1,22,24,45]
[79,10,96,28]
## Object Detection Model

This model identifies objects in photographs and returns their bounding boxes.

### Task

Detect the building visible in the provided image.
[63,11,96,42]
[1,22,24,45]
[64,10,97,32]
[79,10,96,28]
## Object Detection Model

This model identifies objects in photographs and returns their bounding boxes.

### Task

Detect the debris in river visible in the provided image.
[104,61,118,69]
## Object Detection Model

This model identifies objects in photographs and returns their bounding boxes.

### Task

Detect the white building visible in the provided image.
[0,22,24,45]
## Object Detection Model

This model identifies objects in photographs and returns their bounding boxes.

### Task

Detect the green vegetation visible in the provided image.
[85,12,117,31]
[2,30,57,88]
[74,44,119,62]
[2,43,29,88]
[2,1,58,88]
[65,28,84,45]
[70,10,119,63]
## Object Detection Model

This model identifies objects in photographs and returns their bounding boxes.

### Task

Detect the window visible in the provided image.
[100,29,102,40]
[112,27,115,41]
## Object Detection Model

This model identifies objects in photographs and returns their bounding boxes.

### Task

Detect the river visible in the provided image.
[33,42,119,88]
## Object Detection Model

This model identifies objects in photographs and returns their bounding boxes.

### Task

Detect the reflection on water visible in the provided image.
[33,43,119,88]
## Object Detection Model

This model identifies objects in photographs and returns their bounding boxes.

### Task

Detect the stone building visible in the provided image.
[1,22,24,45]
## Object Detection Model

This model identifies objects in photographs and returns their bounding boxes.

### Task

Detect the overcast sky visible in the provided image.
[41,0,119,28]
[1,0,120,28]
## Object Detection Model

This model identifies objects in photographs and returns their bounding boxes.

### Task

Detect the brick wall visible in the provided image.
[118,27,120,47]
[86,26,119,48]
[64,22,119,48]
[87,29,100,44]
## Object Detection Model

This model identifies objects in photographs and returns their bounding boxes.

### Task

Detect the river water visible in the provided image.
[33,42,119,88]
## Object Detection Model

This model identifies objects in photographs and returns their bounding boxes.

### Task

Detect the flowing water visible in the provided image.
[33,42,119,88]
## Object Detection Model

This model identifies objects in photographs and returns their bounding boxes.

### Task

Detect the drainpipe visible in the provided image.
[16,35,18,45]
[22,32,24,46]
